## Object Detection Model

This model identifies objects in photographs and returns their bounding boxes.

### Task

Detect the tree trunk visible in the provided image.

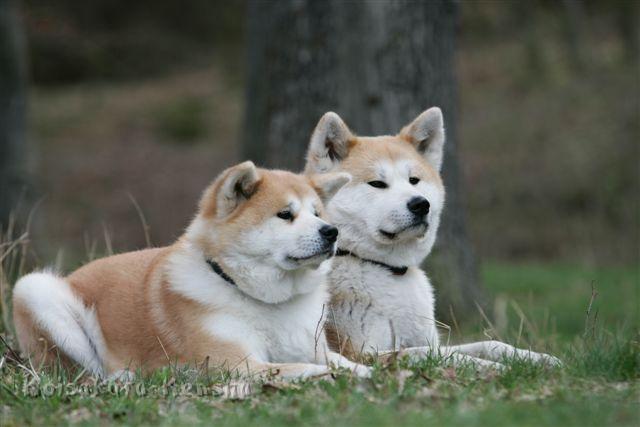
[561,0,587,72]
[0,0,27,228]
[243,0,483,323]
[616,0,639,65]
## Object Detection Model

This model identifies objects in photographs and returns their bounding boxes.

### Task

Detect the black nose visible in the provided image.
[407,197,430,216]
[319,225,339,243]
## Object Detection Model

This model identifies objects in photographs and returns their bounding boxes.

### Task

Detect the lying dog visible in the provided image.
[304,108,560,368]
[13,161,370,379]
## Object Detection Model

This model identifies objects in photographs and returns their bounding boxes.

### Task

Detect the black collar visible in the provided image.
[335,249,408,276]
[206,259,237,286]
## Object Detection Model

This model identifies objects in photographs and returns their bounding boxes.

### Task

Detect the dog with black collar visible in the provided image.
[304,108,560,368]
[13,161,371,380]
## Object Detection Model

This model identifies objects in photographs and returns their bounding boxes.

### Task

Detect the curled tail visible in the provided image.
[12,272,106,376]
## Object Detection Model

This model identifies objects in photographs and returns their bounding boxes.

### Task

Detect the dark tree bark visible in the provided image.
[616,0,639,65]
[0,0,27,228]
[561,0,587,72]
[244,0,483,322]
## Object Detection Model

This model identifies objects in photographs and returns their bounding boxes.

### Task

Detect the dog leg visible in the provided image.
[321,351,372,378]
[441,341,561,366]
[396,346,504,371]
[374,346,503,371]
[234,359,332,380]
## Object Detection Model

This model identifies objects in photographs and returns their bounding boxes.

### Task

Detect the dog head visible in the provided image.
[304,108,446,266]
[188,161,349,302]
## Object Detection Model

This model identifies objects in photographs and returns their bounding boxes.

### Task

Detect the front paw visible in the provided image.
[532,352,563,367]
[330,363,372,378]
[299,364,332,379]
[350,364,373,378]
[107,369,135,382]
[470,358,505,372]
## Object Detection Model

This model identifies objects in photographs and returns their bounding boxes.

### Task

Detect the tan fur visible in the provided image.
[13,167,337,378]
[196,170,324,259]
[340,136,442,187]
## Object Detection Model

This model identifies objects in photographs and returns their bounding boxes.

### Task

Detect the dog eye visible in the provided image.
[277,210,294,221]
[368,180,388,189]
[409,177,420,185]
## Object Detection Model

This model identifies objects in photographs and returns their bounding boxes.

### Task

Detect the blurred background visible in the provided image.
[0,0,637,335]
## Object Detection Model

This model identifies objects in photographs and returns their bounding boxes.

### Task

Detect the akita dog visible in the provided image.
[12,161,371,379]
[304,108,560,368]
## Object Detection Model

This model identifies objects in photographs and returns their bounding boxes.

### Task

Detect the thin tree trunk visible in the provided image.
[244,0,483,322]
[0,0,27,228]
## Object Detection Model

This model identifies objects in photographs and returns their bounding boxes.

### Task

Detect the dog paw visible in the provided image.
[471,358,505,372]
[350,364,373,379]
[299,364,332,379]
[107,369,135,382]
[534,352,563,367]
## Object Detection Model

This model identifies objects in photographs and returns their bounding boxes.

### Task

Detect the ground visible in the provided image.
[1,262,637,426]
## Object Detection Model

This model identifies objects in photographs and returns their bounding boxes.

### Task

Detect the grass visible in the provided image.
[0,225,638,426]
[1,342,637,426]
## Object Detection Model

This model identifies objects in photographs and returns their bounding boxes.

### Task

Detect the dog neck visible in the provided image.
[333,229,434,267]
[205,259,238,286]
[195,245,325,304]
[335,249,408,276]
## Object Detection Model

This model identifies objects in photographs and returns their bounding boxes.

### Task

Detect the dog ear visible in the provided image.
[399,107,446,172]
[310,172,351,204]
[203,161,260,218]
[304,112,354,174]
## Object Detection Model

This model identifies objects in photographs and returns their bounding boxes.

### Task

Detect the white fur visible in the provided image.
[167,241,368,376]
[328,259,439,353]
[185,193,337,303]
[328,159,444,267]
[307,109,561,369]
[12,272,107,376]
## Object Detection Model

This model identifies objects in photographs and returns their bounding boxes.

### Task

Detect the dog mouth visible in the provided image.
[287,248,334,263]
[379,222,427,241]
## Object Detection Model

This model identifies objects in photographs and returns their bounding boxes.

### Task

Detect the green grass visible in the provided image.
[1,262,638,426]
[482,262,639,342]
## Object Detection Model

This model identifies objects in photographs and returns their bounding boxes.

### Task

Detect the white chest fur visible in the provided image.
[204,287,328,363]
[166,246,330,364]
[328,256,440,353]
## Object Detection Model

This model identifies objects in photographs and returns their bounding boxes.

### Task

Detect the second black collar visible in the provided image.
[335,249,408,276]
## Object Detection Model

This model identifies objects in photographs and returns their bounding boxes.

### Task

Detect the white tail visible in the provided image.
[13,272,107,376]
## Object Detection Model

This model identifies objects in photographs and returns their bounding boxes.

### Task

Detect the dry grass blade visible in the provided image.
[127,192,152,248]
[583,281,599,338]
[314,303,326,360]
[475,301,503,342]
[510,300,539,343]
[102,222,114,256]
[83,232,97,262]
[0,232,28,264]
[0,334,23,365]
[156,336,171,364]
[448,305,461,338]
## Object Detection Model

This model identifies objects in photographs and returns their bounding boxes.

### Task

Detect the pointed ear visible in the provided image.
[310,172,351,204]
[203,161,261,218]
[399,107,446,171]
[304,112,354,174]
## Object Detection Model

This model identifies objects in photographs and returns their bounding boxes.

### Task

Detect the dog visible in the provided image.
[12,161,371,380]
[304,108,560,368]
